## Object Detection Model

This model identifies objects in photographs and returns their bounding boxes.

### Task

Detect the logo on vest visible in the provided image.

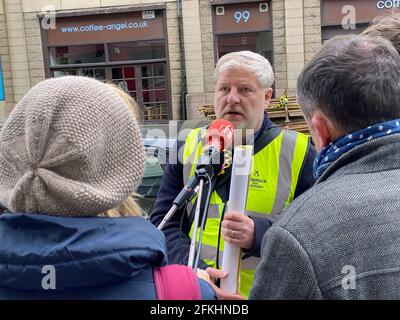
[249,170,267,190]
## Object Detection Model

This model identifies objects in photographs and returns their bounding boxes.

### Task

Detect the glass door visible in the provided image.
[110,63,168,121]
[111,66,137,100]
[141,63,168,121]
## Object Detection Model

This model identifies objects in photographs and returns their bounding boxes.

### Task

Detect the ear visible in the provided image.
[311,112,334,150]
[264,88,273,105]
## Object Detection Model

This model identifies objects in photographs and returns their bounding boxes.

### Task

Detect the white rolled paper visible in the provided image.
[220,145,253,294]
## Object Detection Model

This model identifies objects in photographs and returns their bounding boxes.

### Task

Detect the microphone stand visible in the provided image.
[188,178,204,269]
[157,175,199,231]
[158,150,222,272]
[158,148,223,231]
[187,165,214,271]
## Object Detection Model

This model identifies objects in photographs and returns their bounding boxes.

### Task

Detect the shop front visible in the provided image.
[211,0,273,64]
[321,0,400,42]
[41,8,171,121]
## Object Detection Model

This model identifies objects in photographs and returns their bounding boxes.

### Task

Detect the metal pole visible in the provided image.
[188,178,204,270]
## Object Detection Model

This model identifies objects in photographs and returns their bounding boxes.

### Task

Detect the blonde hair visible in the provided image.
[98,196,145,218]
[98,83,146,218]
[362,14,400,54]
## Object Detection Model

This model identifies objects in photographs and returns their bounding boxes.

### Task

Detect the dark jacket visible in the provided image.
[0,213,215,299]
[150,114,316,269]
[250,134,400,300]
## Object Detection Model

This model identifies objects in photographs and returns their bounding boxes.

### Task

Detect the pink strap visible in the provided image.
[153,264,201,300]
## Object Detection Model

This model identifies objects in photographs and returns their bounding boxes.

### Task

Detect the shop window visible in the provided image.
[53,68,105,81]
[141,64,165,78]
[321,24,368,43]
[216,31,273,62]
[79,68,106,80]
[48,43,168,121]
[108,40,166,62]
[112,68,123,79]
[143,103,168,121]
[50,44,105,66]
[112,67,137,99]
[141,63,168,120]
[155,78,166,89]
[112,67,136,80]
[53,70,78,77]
[155,90,167,102]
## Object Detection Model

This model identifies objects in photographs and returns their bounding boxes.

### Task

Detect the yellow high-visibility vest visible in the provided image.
[183,127,310,298]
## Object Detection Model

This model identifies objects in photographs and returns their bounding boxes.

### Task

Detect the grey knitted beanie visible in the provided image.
[0,76,145,216]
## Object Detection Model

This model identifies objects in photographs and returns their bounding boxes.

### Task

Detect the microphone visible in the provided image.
[207,119,235,152]
[196,119,235,176]
[157,119,234,231]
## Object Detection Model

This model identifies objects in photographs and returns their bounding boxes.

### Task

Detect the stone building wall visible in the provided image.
[0,0,327,121]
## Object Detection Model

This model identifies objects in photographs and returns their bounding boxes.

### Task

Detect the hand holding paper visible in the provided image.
[221,211,255,249]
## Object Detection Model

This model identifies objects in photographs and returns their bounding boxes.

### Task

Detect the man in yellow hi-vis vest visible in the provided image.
[151,51,316,299]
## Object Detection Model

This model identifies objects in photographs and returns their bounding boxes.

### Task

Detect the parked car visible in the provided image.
[137,119,210,214]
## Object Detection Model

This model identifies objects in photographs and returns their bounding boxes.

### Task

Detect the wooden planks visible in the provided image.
[198,96,310,135]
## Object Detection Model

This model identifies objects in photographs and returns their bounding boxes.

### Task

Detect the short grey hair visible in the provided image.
[214,51,274,89]
[297,35,400,133]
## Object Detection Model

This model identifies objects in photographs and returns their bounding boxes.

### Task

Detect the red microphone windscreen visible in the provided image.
[206,119,235,151]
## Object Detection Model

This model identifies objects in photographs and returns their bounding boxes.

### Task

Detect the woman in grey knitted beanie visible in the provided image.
[0,76,145,216]
[0,76,216,300]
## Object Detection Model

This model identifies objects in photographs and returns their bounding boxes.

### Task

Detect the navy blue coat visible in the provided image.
[0,213,215,299]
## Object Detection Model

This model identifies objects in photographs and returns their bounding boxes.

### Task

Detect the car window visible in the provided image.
[138,120,211,214]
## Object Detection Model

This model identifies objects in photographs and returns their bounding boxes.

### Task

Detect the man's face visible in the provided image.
[213,67,272,132]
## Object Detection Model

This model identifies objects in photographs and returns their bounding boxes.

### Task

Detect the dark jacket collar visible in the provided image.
[254,112,276,141]
[317,133,400,183]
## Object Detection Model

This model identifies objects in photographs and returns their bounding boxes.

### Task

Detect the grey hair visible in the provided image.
[214,51,274,89]
[297,35,400,133]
